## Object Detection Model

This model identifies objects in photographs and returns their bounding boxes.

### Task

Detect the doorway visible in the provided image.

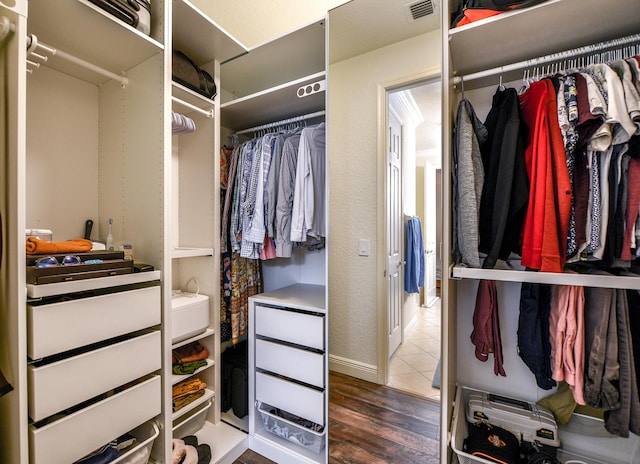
[385,77,442,401]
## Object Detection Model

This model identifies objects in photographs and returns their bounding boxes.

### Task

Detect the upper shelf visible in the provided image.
[448,0,640,77]
[220,71,325,131]
[220,20,325,103]
[27,0,163,85]
[172,0,247,66]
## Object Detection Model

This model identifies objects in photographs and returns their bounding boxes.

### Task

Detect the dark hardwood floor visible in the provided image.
[234,372,441,464]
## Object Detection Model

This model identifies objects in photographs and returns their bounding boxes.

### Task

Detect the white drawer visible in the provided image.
[28,331,161,421]
[256,339,324,388]
[29,375,160,464]
[255,305,324,350]
[256,372,324,426]
[28,286,160,359]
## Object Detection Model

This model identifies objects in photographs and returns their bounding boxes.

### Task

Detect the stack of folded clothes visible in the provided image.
[172,341,209,375]
[172,378,207,412]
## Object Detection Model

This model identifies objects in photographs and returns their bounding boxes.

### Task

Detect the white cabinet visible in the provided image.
[442,1,640,463]
[249,284,328,464]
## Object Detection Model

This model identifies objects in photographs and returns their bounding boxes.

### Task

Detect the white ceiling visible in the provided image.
[329,0,441,64]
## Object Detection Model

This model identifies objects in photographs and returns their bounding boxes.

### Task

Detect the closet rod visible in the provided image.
[26,34,128,86]
[171,96,214,118]
[454,32,640,85]
[234,110,325,136]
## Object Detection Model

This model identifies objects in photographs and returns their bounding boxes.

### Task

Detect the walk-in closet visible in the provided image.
[0,1,328,463]
[442,1,640,463]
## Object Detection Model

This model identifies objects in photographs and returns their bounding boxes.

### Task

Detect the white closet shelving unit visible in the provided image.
[1,0,168,462]
[220,19,329,464]
[169,1,248,464]
[441,1,640,463]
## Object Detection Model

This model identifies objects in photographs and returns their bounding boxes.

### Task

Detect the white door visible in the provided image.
[424,161,438,306]
[387,111,403,358]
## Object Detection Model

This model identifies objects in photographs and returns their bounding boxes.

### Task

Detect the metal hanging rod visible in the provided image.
[234,110,325,136]
[454,32,640,85]
[26,34,128,86]
[171,96,214,118]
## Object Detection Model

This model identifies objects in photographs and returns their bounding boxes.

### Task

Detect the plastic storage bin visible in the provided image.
[257,401,325,454]
[171,292,209,343]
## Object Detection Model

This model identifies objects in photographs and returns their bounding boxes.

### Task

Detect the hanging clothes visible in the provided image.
[276,134,301,257]
[478,87,529,269]
[171,111,196,134]
[518,79,572,272]
[517,282,555,390]
[470,280,505,377]
[290,123,326,245]
[453,99,487,268]
[404,217,424,294]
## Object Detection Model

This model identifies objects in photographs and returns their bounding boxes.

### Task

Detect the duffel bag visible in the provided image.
[172,50,217,99]
[87,0,151,36]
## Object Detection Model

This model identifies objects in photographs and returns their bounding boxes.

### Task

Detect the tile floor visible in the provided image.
[387,298,441,401]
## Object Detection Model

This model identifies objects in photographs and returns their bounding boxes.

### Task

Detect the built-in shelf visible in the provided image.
[172,247,214,258]
[451,265,640,290]
[27,0,163,85]
[220,71,326,131]
[172,359,215,385]
[194,421,248,463]
[26,270,161,298]
[172,388,215,422]
[172,328,215,350]
[172,82,215,112]
[221,408,249,432]
[172,0,247,65]
[448,0,640,78]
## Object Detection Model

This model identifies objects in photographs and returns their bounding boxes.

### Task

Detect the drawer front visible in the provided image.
[29,375,160,464]
[28,286,160,359]
[255,305,324,350]
[28,331,161,421]
[256,372,324,426]
[256,339,324,388]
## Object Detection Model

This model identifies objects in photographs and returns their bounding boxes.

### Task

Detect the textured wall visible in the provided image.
[328,30,441,370]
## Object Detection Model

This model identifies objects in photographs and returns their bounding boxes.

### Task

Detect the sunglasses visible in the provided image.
[34,255,83,268]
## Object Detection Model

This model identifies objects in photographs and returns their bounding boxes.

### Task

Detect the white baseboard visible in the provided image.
[329,354,378,383]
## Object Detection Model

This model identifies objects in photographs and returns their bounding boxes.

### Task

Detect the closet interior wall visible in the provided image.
[442,1,640,463]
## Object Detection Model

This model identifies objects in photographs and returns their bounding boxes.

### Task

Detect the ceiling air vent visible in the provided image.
[405,0,435,22]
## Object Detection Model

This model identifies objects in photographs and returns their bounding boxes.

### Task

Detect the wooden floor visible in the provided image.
[234,372,441,464]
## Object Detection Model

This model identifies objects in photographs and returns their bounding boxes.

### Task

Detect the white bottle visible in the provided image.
[106,218,114,251]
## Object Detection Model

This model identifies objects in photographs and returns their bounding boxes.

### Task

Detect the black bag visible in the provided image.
[172,50,217,99]
[221,341,247,417]
[87,0,151,35]
[463,421,521,464]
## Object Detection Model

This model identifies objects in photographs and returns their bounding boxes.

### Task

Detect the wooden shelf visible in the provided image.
[172,388,215,422]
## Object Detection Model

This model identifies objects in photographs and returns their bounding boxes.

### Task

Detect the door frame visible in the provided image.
[376,67,441,385]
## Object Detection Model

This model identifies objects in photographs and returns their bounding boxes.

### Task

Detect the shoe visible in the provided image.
[197,444,212,464]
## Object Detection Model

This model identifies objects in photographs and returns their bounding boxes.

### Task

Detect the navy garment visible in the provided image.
[517,282,556,390]
[404,217,424,293]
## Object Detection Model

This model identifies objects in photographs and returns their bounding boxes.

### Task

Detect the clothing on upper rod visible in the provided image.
[453,49,640,272]
[171,111,196,134]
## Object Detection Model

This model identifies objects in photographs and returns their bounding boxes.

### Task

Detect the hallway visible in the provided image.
[388,298,441,401]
